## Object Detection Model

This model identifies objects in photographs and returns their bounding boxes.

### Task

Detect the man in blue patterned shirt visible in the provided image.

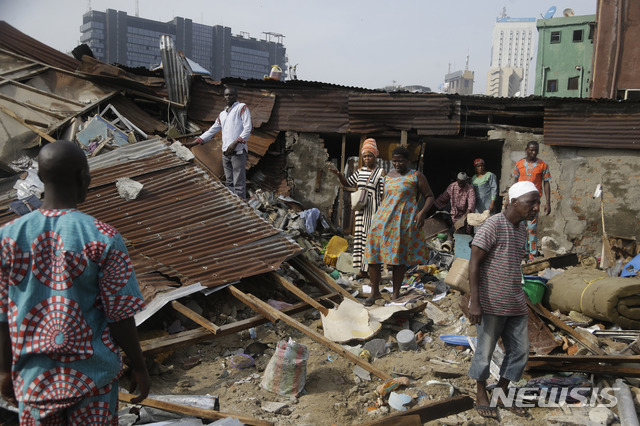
[0,141,149,424]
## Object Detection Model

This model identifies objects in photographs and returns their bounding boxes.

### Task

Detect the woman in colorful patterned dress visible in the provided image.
[331,139,385,279]
[364,145,434,304]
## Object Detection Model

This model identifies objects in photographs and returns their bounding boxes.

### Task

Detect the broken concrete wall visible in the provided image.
[285,132,338,215]
[493,129,640,256]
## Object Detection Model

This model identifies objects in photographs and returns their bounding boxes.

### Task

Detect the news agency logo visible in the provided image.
[490,387,618,408]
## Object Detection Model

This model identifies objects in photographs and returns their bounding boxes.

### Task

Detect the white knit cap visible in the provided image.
[509,181,539,201]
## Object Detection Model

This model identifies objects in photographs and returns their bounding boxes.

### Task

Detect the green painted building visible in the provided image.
[535,15,596,98]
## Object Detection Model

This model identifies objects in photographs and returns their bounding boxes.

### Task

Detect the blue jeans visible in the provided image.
[468,314,529,383]
[223,150,247,199]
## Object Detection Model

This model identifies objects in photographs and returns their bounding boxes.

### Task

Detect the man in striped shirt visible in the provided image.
[467,181,540,420]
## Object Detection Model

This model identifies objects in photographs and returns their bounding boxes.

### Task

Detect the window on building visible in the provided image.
[547,79,558,92]
[567,77,579,90]
[550,31,561,43]
[573,29,583,42]
[588,23,595,40]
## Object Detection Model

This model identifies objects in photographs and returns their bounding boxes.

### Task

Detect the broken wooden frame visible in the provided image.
[527,299,606,355]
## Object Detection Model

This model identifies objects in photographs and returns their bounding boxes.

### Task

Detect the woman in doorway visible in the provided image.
[330,138,385,279]
[471,158,498,214]
[364,145,434,305]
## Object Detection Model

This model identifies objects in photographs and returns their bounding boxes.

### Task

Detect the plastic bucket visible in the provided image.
[522,277,547,304]
[396,330,418,351]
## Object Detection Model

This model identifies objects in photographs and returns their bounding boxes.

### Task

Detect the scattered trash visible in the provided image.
[229,354,255,369]
[261,338,308,397]
[396,329,418,351]
[388,391,412,411]
[116,177,144,200]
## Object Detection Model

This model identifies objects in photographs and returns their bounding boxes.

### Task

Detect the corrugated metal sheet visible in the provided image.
[0,53,116,163]
[545,105,640,149]
[262,89,349,133]
[83,140,302,287]
[349,92,460,135]
[0,140,302,303]
[189,78,275,126]
[0,22,79,72]
[109,96,168,135]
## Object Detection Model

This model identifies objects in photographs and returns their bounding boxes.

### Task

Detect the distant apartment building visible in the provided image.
[444,70,474,95]
[80,9,286,81]
[486,13,536,97]
[534,14,596,98]
[486,67,523,97]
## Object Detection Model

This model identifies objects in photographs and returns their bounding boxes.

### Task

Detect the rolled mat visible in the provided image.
[546,267,640,329]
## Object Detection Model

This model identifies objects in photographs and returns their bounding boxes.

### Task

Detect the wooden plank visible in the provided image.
[118,392,273,426]
[400,130,408,146]
[140,292,341,355]
[529,300,605,355]
[526,362,640,378]
[359,395,474,425]
[268,271,329,316]
[289,256,358,302]
[171,300,219,334]
[338,134,346,228]
[528,355,640,363]
[228,285,393,381]
[0,104,56,143]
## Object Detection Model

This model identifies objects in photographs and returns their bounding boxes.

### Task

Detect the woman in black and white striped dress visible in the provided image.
[331,139,385,278]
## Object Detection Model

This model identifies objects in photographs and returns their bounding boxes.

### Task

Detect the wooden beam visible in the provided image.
[400,130,408,146]
[0,105,56,143]
[118,392,273,426]
[268,271,329,316]
[228,285,392,381]
[359,395,474,425]
[171,300,219,334]
[140,292,342,355]
[339,134,346,229]
[528,355,640,363]
[529,301,605,355]
[289,256,358,302]
[526,362,640,378]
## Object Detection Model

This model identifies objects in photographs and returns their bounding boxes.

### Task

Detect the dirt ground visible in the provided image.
[122,277,607,426]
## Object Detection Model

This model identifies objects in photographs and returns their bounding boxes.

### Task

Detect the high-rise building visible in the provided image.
[534,14,595,98]
[444,70,474,95]
[80,9,286,81]
[486,9,536,97]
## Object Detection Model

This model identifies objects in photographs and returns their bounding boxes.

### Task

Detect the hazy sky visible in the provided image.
[2,0,596,93]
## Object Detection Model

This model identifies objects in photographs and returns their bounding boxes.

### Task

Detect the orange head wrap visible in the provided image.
[361,138,379,157]
[474,158,485,166]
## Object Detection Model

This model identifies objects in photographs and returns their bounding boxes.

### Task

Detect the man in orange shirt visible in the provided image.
[512,141,551,261]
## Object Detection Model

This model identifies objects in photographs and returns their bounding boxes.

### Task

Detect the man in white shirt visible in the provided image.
[185,87,252,199]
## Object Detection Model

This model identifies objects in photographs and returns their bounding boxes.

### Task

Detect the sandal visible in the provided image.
[497,403,530,418]
[474,404,500,420]
[363,297,381,307]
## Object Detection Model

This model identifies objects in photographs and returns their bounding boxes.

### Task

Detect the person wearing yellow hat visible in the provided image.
[330,138,385,279]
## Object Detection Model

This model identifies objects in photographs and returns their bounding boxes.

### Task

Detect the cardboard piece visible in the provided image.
[444,258,469,293]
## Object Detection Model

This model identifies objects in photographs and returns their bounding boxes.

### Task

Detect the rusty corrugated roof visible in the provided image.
[0,51,116,163]
[545,105,640,149]
[189,78,275,126]
[0,21,79,72]
[0,140,302,299]
[349,92,460,135]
